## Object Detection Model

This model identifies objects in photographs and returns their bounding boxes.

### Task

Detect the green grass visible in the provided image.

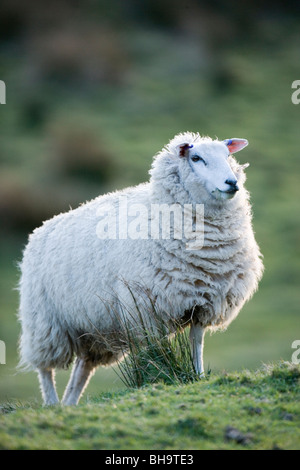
[108,285,202,388]
[0,362,299,450]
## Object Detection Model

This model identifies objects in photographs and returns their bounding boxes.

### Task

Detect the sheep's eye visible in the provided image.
[191,155,206,165]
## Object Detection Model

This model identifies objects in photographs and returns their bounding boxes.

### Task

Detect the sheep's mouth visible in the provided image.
[212,189,237,200]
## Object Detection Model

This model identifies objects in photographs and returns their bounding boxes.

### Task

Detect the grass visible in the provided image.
[62,282,203,389]
[0,361,299,450]
[107,284,201,388]
[117,325,200,389]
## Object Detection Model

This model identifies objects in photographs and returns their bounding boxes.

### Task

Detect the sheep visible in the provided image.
[18,132,264,405]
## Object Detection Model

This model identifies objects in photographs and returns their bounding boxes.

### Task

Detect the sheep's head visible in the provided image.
[176,136,248,202]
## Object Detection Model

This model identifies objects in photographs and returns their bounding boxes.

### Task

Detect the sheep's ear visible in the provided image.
[224,138,248,154]
[177,143,194,157]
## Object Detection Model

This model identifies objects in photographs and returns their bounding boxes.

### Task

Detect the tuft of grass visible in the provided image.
[105,285,201,388]
[116,324,200,388]
[0,399,37,415]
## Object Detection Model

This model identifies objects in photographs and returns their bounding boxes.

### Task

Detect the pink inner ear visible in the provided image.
[225,138,248,154]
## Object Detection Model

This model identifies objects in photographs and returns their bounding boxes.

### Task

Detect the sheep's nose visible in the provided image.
[225,179,239,192]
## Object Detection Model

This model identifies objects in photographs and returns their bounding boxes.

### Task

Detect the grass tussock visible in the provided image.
[95,284,202,388]
[116,319,200,388]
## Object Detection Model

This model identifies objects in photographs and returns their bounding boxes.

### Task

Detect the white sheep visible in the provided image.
[18,132,264,405]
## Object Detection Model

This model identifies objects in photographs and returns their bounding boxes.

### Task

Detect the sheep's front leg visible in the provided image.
[189,322,205,377]
[62,358,95,406]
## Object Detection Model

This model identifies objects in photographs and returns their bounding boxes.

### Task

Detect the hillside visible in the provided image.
[0,362,299,450]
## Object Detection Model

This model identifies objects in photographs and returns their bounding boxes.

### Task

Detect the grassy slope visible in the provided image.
[0,362,299,450]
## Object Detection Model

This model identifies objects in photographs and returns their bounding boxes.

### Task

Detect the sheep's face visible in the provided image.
[179,138,248,201]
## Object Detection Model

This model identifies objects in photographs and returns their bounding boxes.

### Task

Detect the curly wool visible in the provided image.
[18,132,263,370]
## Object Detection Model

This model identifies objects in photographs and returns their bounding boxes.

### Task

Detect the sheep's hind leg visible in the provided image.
[189,322,205,377]
[38,368,59,406]
[61,357,95,406]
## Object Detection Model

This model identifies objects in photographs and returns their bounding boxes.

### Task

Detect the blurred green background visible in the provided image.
[0,0,299,403]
